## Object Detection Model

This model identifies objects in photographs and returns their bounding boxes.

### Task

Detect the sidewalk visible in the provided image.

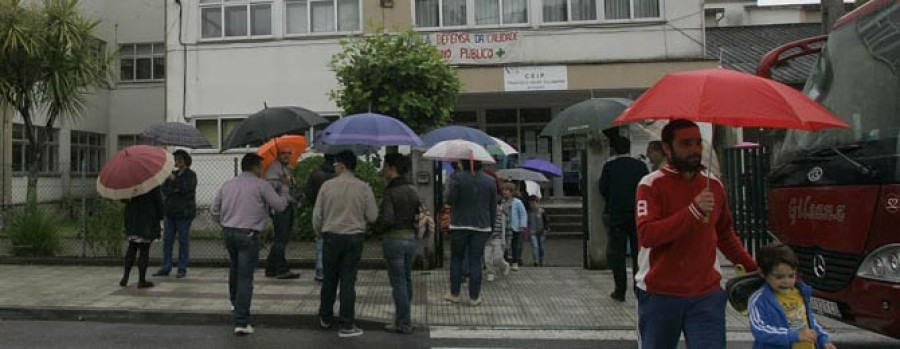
[0,265,866,334]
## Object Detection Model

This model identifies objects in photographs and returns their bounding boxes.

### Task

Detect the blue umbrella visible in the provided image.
[319,113,424,147]
[520,158,562,177]
[311,136,378,154]
[421,125,495,147]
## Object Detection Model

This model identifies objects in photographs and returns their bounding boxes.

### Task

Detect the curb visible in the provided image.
[0,306,390,331]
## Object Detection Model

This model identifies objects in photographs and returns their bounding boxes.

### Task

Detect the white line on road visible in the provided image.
[429,327,894,343]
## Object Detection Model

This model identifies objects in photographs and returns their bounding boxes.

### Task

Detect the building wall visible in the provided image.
[705,2,822,27]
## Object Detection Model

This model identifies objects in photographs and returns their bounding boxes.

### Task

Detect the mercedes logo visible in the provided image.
[808,167,824,182]
[813,254,827,278]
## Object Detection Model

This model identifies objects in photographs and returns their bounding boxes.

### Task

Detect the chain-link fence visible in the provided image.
[0,157,396,263]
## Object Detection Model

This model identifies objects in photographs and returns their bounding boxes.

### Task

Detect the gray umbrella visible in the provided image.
[141,122,212,149]
[539,98,632,137]
[221,106,328,150]
[496,168,549,182]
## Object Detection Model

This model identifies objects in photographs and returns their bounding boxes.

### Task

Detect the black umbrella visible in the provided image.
[539,98,632,137]
[221,106,328,150]
[141,122,212,149]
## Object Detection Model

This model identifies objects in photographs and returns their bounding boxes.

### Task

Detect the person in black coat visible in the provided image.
[600,136,650,302]
[120,187,164,288]
[154,150,197,278]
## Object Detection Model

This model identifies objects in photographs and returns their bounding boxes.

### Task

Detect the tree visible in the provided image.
[0,0,114,202]
[328,29,461,134]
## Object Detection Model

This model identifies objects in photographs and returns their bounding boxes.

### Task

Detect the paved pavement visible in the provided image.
[0,264,896,346]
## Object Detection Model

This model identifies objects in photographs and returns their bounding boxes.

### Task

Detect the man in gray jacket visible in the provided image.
[443,160,497,306]
[313,150,378,338]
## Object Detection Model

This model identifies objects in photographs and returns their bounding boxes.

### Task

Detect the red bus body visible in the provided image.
[763,0,900,339]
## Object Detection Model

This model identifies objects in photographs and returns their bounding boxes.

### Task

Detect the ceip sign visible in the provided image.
[503,65,568,92]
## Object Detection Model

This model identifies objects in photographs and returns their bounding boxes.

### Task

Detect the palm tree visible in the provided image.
[0,0,114,202]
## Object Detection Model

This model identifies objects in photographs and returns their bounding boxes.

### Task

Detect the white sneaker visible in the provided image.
[511,263,519,271]
[443,292,459,303]
[486,274,495,282]
[230,305,235,311]
[470,297,482,306]
[502,262,510,276]
[234,324,254,335]
[338,326,364,338]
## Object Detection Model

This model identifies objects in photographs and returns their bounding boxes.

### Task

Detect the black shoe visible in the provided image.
[119,278,128,287]
[275,271,300,279]
[609,291,625,302]
[318,315,333,330]
[384,324,413,334]
[152,270,169,277]
[175,270,187,279]
[314,276,323,283]
[137,281,155,289]
[265,271,277,278]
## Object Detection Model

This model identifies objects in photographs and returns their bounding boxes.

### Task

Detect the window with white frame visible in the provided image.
[11,124,60,175]
[70,131,106,174]
[542,0,659,23]
[119,43,165,82]
[200,0,273,39]
[415,0,467,28]
[195,118,247,149]
[117,134,158,151]
[285,0,361,34]
[475,0,528,25]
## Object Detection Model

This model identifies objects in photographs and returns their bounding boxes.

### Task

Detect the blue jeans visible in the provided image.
[637,288,727,349]
[449,229,489,299]
[223,227,260,327]
[315,238,324,279]
[383,237,417,329]
[160,216,192,273]
[266,203,294,275]
[319,233,364,329]
[530,234,545,261]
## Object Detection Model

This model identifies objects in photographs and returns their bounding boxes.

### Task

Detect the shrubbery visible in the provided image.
[3,202,63,257]
[293,155,385,241]
[85,198,125,256]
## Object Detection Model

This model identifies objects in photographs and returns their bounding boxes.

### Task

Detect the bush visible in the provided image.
[85,199,125,256]
[3,201,63,257]
[293,155,385,241]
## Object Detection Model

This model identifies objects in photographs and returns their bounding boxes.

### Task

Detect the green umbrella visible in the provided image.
[539,98,632,137]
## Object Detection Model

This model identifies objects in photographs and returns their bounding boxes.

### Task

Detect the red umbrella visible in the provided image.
[97,145,174,200]
[612,68,849,130]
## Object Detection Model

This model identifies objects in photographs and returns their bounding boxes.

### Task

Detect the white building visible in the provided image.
[1,0,166,205]
[164,0,717,200]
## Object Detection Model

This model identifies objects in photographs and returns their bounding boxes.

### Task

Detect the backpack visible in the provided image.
[415,203,435,240]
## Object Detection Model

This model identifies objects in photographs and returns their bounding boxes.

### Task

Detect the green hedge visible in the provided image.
[3,201,63,257]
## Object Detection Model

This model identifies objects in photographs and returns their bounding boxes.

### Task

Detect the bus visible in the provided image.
[763,0,900,338]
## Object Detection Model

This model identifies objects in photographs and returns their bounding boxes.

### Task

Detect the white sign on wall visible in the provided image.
[503,65,568,92]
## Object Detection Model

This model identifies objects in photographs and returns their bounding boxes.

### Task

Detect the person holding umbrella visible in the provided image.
[154,150,197,279]
[97,145,173,289]
[211,153,291,335]
[264,148,301,280]
[633,120,758,348]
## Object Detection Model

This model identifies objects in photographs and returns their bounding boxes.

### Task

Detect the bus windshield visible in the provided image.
[774,3,900,168]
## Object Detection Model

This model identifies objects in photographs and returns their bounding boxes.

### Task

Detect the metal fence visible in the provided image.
[0,158,392,263]
[722,145,774,257]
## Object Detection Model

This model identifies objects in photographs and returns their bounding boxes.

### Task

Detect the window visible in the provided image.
[117,134,159,150]
[415,0,467,28]
[70,131,106,175]
[119,43,165,82]
[542,0,659,23]
[475,0,528,25]
[11,124,60,175]
[285,0,361,34]
[201,0,273,39]
[195,117,247,149]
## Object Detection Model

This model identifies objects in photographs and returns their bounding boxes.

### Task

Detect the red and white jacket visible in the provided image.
[634,164,758,297]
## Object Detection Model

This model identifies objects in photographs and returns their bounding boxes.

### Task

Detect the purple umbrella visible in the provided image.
[319,113,424,147]
[520,158,562,177]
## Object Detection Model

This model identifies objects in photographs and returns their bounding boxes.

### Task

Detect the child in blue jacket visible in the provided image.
[749,244,836,349]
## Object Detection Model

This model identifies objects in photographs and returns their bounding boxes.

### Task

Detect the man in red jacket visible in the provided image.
[634,119,758,349]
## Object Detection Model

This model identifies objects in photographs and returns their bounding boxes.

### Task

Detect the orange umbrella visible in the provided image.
[258,135,307,172]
